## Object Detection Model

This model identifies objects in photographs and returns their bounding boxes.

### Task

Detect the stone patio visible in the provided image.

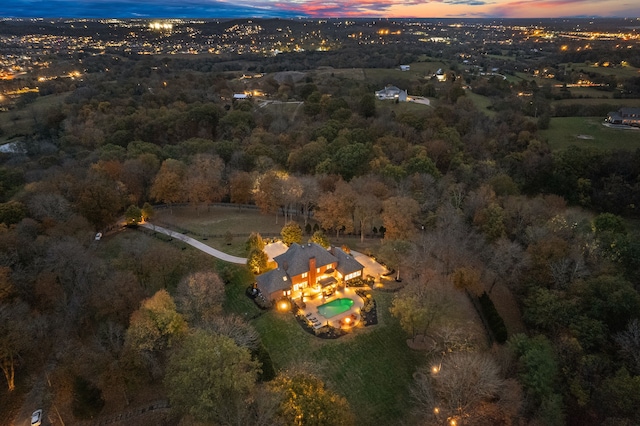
[297,286,365,329]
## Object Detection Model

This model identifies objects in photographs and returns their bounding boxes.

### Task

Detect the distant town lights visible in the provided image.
[149,22,173,31]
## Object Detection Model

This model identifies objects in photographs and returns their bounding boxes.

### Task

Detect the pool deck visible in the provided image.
[299,286,365,329]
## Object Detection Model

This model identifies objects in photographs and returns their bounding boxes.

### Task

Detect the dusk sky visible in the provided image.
[3,0,639,19]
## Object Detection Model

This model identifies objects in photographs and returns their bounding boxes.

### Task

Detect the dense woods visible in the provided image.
[2,27,640,425]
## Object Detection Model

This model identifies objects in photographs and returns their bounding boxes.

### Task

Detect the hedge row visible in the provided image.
[478,292,508,344]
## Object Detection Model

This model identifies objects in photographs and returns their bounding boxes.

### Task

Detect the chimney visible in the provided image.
[309,257,316,285]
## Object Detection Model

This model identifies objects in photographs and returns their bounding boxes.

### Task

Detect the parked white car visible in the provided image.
[31,409,42,426]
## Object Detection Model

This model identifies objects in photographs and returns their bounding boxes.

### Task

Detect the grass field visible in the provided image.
[0,93,68,144]
[363,60,448,84]
[551,98,640,107]
[562,62,640,80]
[541,117,640,151]
[464,91,496,117]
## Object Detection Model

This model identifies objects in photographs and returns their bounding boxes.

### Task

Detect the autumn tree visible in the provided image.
[229,170,254,206]
[314,180,355,238]
[270,371,354,426]
[254,170,284,223]
[150,159,187,212]
[121,153,160,205]
[125,289,187,355]
[382,196,419,240]
[310,230,330,248]
[185,154,225,212]
[124,204,142,225]
[141,202,154,221]
[76,172,124,230]
[165,330,260,425]
[451,266,483,296]
[281,222,303,246]
[247,248,269,275]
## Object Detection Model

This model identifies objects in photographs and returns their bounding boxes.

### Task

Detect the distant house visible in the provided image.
[606,108,640,127]
[255,242,364,302]
[436,68,446,82]
[233,93,249,100]
[375,85,408,102]
[400,65,410,71]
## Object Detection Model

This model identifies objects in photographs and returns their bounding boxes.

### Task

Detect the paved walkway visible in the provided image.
[351,250,389,281]
[140,223,247,264]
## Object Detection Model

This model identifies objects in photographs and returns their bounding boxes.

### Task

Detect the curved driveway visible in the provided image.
[140,223,247,264]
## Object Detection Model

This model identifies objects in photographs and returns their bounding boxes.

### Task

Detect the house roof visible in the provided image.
[255,267,290,295]
[331,247,365,275]
[273,242,336,277]
[620,107,640,116]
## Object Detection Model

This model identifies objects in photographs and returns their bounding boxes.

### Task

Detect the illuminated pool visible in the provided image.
[317,298,354,318]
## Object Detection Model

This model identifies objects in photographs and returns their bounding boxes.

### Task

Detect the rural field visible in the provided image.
[0,92,67,144]
[541,116,640,151]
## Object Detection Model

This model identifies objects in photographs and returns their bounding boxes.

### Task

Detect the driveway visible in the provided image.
[351,250,389,281]
[140,223,247,264]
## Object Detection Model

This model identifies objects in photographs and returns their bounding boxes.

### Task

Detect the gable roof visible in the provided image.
[273,242,337,277]
[255,267,290,295]
[331,247,364,275]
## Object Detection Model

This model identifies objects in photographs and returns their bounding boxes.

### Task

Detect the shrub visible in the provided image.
[72,376,105,419]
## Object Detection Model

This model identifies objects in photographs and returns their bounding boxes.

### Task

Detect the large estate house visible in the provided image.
[606,107,640,127]
[375,85,408,102]
[255,242,364,302]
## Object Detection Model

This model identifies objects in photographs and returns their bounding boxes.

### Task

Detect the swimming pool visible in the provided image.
[317,298,354,318]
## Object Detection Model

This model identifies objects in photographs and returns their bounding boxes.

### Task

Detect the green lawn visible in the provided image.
[227,279,424,424]
[541,117,640,151]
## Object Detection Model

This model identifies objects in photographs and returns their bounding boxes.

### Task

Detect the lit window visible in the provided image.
[317,268,321,273]
[302,272,308,278]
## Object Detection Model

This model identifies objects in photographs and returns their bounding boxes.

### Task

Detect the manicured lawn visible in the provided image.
[541,117,640,151]
[244,288,424,424]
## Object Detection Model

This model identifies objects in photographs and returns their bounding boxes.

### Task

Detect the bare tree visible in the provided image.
[175,271,225,325]
[205,314,261,351]
[615,318,640,375]
[412,352,512,425]
[298,175,319,227]
[0,301,32,391]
